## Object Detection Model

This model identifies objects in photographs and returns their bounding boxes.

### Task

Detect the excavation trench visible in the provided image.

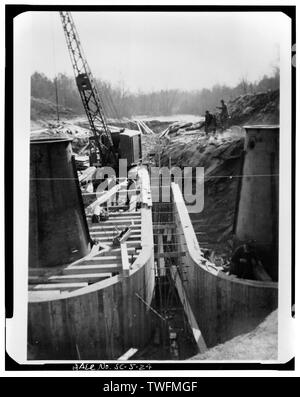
[134,199,200,360]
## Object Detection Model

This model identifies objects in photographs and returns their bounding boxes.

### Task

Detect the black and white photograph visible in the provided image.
[4,3,297,375]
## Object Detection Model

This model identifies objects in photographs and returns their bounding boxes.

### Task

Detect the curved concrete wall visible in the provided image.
[28,209,155,360]
[171,183,278,348]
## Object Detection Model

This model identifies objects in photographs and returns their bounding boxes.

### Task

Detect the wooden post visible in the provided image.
[120,242,130,277]
[170,265,207,353]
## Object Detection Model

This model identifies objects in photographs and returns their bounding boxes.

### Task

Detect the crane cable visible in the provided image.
[98,79,120,121]
[51,13,60,123]
[105,85,121,120]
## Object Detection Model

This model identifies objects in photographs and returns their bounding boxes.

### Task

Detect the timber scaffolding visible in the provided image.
[151,181,278,354]
[152,197,207,359]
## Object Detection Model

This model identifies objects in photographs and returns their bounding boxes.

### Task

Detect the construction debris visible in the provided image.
[135,119,155,135]
[159,120,203,138]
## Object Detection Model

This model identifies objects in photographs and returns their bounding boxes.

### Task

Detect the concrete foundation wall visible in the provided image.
[172,183,278,348]
[28,208,155,360]
[28,265,154,359]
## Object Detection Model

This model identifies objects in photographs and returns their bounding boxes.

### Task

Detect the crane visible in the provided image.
[59,11,117,167]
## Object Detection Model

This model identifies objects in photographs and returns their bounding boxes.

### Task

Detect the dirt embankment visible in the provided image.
[154,89,279,257]
[191,310,278,360]
[228,89,279,126]
[157,131,244,257]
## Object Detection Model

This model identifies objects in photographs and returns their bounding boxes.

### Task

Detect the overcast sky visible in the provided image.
[28,11,285,93]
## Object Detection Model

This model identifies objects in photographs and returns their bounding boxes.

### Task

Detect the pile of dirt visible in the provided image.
[146,119,183,134]
[228,89,279,126]
[191,310,278,360]
[30,118,91,154]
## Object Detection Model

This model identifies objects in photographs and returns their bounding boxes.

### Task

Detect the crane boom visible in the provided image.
[59,11,116,165]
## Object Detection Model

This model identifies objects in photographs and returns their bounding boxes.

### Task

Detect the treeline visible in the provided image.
[31,67,279,119]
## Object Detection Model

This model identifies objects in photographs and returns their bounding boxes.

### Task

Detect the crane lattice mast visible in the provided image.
[59,11,116,165]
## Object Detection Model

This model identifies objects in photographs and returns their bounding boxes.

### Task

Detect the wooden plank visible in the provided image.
[48,273,112,283]
[117,348,138,361]
[78,255,123,263]
[116,189,139,194]
[139,120,154,135]
[31,282,88,291]
[88,219,141,226]
[99,215,141,220]
[123,240,142,248]
[159,127,169,138]
[28,290,62,299]
[64,264,121,274]
[78,166,96,183]
[120,242,130,277]
[90,230,141,236]
[129,194,137,212]
[135,120,143,134]
[108,211,141,217]
[80,255,123,263]
[170,265,207,353]
[89,222,141,228]
[89,226,141,234]
[89,230,119,237]
[86,180,128,213]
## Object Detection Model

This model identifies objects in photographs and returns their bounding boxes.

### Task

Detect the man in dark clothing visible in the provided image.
[204,110,216,134]
[229,242,258,280]
[229,242,272,281]
[216,99,229,130]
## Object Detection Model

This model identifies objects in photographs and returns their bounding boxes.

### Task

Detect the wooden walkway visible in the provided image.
[29,208,142,297]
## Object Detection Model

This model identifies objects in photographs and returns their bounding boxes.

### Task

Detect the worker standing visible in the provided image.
[204,110,216,135]
[216,99,229,131]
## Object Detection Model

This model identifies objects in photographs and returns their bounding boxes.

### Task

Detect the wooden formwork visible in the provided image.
[171,183,278,348]
[28,170,155,360]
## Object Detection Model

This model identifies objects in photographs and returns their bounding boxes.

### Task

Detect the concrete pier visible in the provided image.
[29,136,91,268]
[234,125,279,280]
